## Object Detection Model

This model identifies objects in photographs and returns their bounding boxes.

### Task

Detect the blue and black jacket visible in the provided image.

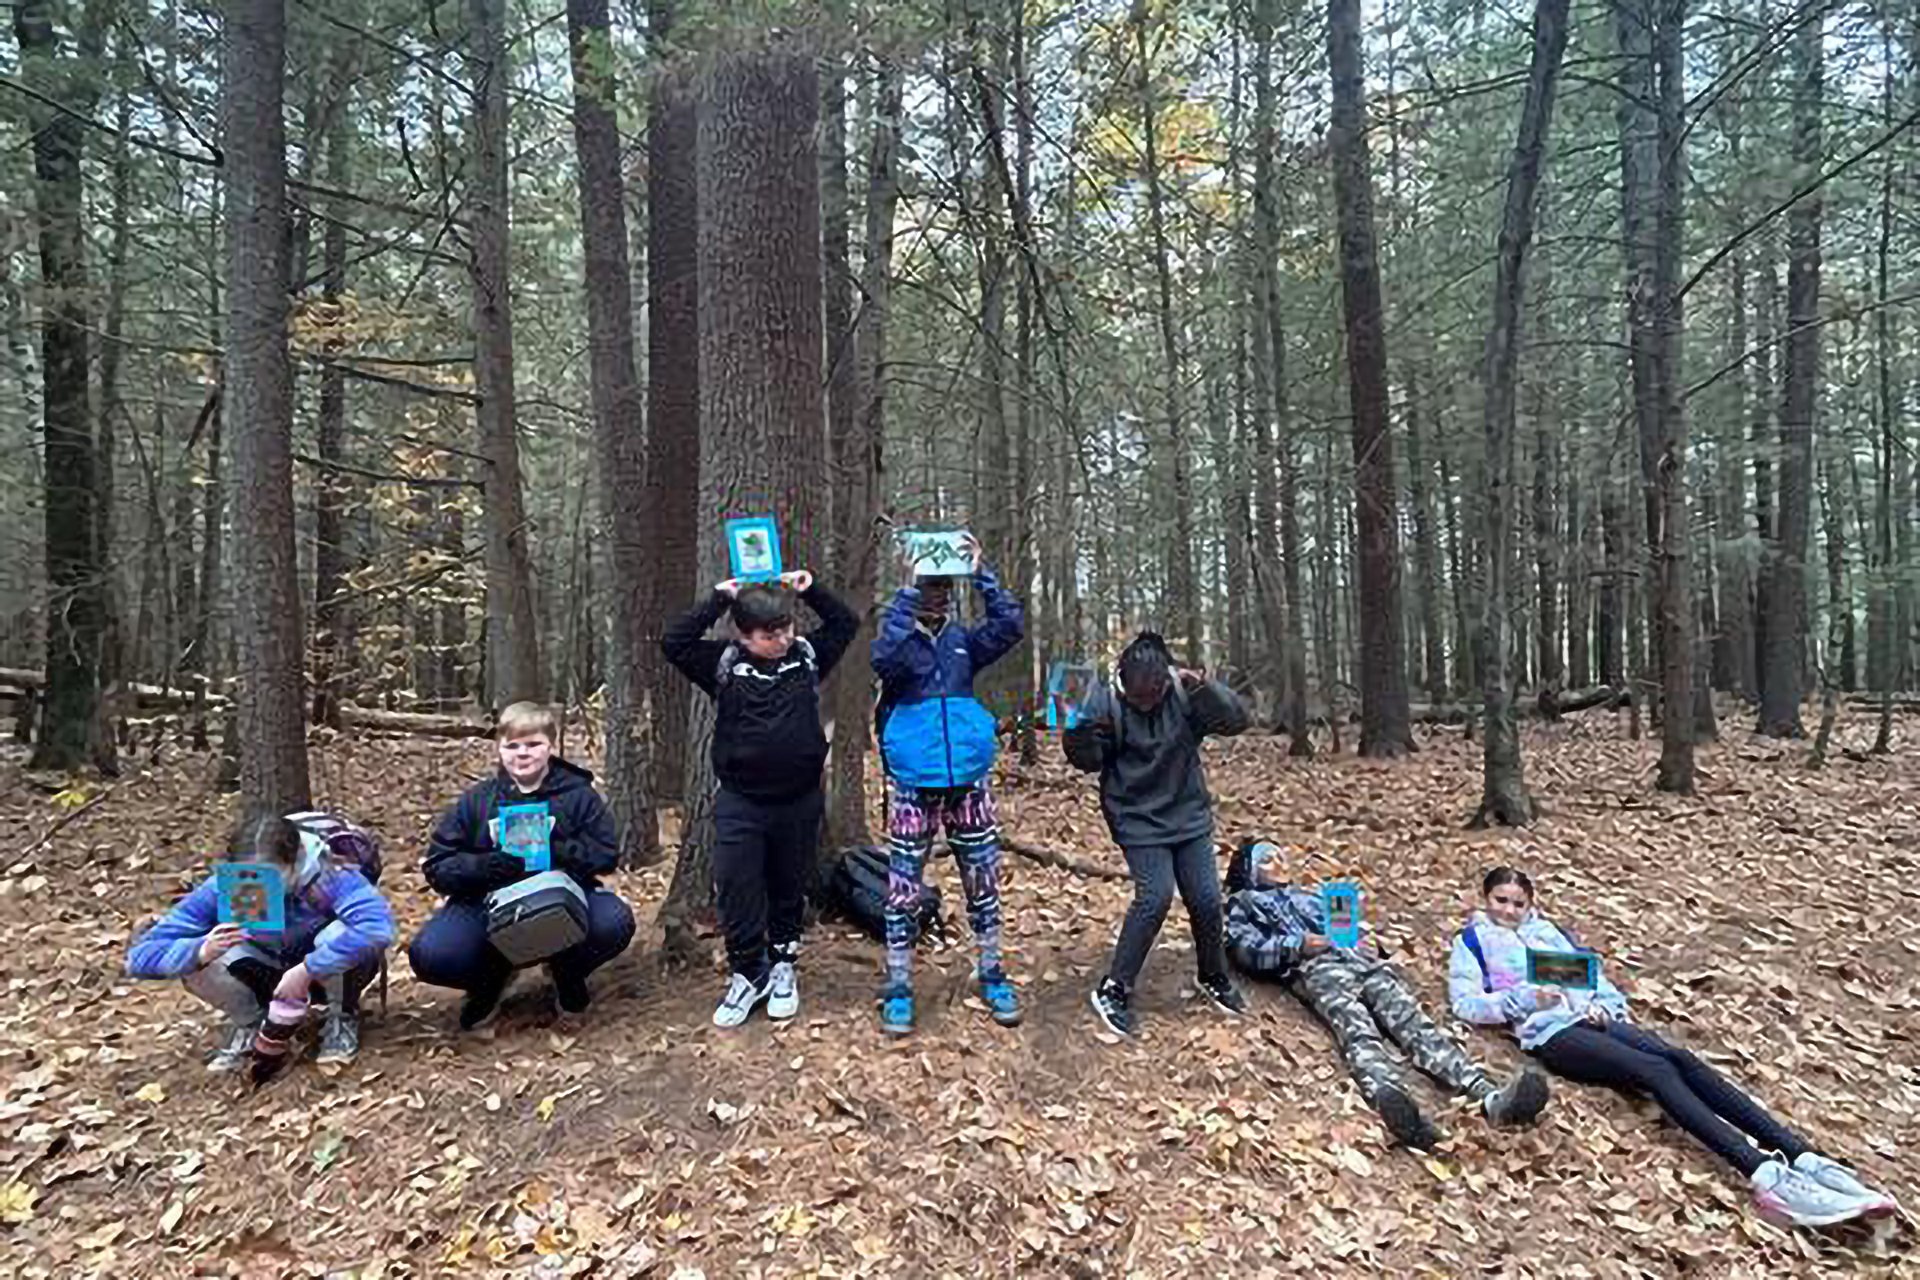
[871,568,1025,789]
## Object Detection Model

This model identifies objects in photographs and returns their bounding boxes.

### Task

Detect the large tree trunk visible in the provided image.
[1758,17,1822,738]
[660,47,827,959]
[825,60,902,850]
[15,0,111,773]
[1473,0,1568,828]
[469,0,544,708]
[568,0,658,864]
[645,0,699,801]
[222,0,311,813]
[1870,18,1897,754]
[1326,0,1413,756]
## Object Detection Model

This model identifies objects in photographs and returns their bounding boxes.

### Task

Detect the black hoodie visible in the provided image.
[424,757,619,902]
[1063,670,1249,847]
[661,582,859,802]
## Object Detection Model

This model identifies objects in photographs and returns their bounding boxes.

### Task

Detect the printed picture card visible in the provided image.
[1526,948,1600,990]
[216,862,287,932]
[1323,880,1363,949]
[901,528,974,579]
[499,802,553,872]
[725,516,784,583]
[1045,661,1099,730]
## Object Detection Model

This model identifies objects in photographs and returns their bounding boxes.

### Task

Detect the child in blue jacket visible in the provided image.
[871,533,1024,1035]
[126,809,395,1074]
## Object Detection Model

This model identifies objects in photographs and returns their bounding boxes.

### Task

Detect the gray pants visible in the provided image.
[1106,833,1229,988]
[182,928,371,1022]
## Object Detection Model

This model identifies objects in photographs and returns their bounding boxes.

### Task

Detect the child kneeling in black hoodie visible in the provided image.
[408,702,634,1030]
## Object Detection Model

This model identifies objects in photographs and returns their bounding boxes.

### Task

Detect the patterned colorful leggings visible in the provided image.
[884,780,1004,988]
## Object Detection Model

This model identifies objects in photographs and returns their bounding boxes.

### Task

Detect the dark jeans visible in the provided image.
[1107,832,1228,988]
[713,786,823,982]
[1532,1021,1812,1176]
[408,890,635,993]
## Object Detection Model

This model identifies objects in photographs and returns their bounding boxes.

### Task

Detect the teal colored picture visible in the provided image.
[499,802,552,872]
[216,862,286,932]
[901,528,973,578]
[1045,661,1098,730]
[1526,948,1600,990]
[725,516,784,583]
[1323,880,1362,949]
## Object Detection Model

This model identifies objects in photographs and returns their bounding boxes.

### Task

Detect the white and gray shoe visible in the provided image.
[206,1018,262,1074]
[1792,1153,1897,1216]
[712,971,771,1029]
[1751,1160,1876,1228]
[767,962,799,1020]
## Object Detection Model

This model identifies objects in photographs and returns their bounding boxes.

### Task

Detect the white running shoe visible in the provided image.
[767,962,799,1020]
[1750,1160,1875,1228]
[712,971,771,1029]
[1792,1152,1898,1216]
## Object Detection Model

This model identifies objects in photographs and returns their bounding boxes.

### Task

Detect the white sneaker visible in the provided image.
[1750,1159,1875,1228]
[767,962,799,1020]
[712,972,771,1029]
[206,1018,261,1074]
[1792,1153,1897,1216]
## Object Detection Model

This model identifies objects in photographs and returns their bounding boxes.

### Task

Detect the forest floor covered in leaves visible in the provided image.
[1,711,1917,1277]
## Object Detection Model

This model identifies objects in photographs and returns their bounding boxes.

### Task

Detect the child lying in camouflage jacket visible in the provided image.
[1223,839,1548,1150]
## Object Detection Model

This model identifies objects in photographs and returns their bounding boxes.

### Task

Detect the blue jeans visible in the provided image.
[408,890,634,992]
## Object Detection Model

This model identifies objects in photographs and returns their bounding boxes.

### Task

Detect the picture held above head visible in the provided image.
[1063,632,1250,1036]
[1451,867,1898,1229]
[871,532,1025,1036]
[125,806,395,1077]
[407,702,634,1032]
[1224,841,1548,1150]
[662,566,857,1030]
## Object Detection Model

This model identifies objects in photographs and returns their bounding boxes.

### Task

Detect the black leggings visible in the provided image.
[1531,1021,1811,1176]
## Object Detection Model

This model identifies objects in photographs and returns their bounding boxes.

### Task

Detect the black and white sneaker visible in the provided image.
[1199,972,1249,1017]
[713,971,771,1029]
[1089,977,1135,1037]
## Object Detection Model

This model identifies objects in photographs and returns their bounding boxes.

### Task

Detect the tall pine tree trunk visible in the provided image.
[825,60,902,849]
[15,0,110,773]
[222,0,311,812]
[1327,0,1413,756]
[660,46,827,958]
[568,0,658,863]
[1759,17,1822,738]
[469,0,544,708]
[311,102,351,730]
[646,0,699,801]
[1474,0,1568,827]
[1132,4,1199,663]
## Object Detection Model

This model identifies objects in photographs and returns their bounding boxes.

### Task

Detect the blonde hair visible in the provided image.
[496,701,560,743]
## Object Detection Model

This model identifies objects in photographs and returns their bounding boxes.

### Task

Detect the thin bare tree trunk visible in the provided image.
[568,0,658,863]
[222,0,311,812]
[469,0,544,708]
[1327,0,1413,756]
[1474,0,1569,828]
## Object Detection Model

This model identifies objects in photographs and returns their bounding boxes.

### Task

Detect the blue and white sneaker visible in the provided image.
[880,984,915,1036]
[979,971,1022,1026]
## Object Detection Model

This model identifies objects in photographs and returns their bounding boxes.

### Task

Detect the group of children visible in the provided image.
[124,540,1899,1231]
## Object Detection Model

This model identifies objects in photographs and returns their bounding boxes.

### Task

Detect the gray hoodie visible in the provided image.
[1063,677,1249,847]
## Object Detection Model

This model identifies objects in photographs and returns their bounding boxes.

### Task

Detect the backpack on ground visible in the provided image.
[817,846,944,944]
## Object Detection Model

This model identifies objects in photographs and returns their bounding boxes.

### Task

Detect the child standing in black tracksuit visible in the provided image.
[663,569,857,1029]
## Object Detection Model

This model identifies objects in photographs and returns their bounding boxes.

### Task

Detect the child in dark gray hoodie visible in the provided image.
[1065,631,1249,1035]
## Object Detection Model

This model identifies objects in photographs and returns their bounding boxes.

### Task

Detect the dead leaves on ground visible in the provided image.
[0,720,1916,1275]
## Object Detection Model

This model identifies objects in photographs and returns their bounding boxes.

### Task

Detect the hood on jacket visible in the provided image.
[1226,837,1284,895]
